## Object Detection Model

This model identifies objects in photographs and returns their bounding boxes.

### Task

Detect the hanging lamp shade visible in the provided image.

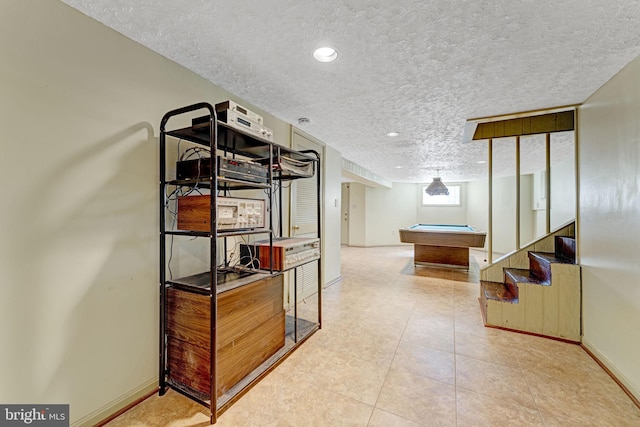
[425,176,449,196]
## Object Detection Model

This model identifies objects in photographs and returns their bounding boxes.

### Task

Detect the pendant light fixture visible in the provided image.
[425,170,449,196]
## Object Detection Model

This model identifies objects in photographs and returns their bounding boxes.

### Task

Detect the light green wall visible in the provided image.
[579,53,640,401]
[0,1,338,424]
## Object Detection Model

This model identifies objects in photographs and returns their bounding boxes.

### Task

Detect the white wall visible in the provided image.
[579,54,640,401]
[466,180,489,234]
[343,182,417,247]
[466,177,520,254]
[323,145,342,284]
[417,182,468,225]
[0,1,337,424]
[550,157,577,229]
[474,174,535,254]
[530,158,577,238]
[365,183,417,246]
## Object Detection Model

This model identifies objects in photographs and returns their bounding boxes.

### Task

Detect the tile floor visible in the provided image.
[107,245,640,426]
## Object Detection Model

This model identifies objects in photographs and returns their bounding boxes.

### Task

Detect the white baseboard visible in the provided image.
[72,378,158,427]
[323,276,342,289]
[582,338,640,404]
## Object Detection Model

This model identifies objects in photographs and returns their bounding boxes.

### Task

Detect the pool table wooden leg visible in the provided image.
[414,244,469,267]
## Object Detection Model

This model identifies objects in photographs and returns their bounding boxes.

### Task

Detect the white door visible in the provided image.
[291,128,322,301]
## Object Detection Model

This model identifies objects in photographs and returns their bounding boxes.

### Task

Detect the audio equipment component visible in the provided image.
[274,155,315,178]
[192,110,273,142]
[239,237,320,271]
[176,156,269,184]
[218,109,273,141]
[215,100,263,124]
[219,157,269,183]
[177,195,266,231]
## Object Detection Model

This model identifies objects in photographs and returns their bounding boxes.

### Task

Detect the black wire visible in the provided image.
[166,138,211,278]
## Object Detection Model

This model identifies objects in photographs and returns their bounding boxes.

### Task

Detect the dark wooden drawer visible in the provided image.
[166,274,283,348]
[217,274,283,347]
[166,288,210,348]
[167,335,210,397]
[166,274,284,397]
[217,312,284,395]
[167,312,285,398]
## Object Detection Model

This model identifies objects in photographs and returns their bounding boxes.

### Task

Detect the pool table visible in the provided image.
[399,224,487,268]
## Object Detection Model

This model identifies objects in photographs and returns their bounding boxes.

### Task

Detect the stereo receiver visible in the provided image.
[176,156,269,184]
[192,109,273,142]
[239,237,320,271]
[177,195,266,232]
[215,100,263,124]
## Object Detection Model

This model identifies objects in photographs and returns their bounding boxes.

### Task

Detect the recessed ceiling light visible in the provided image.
[476,160,487,164]
[386,132,399,137]
[395,165,403,169]
[313,47,338,62]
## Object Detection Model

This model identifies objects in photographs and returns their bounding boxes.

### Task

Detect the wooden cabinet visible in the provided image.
[166,275,284,398]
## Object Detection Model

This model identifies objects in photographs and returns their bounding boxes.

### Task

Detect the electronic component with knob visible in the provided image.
[177,195,266,232]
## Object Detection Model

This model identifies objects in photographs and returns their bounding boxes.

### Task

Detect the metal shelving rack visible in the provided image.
[158,102,321,424]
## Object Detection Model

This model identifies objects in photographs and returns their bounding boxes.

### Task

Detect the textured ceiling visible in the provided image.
[61,0,640,183]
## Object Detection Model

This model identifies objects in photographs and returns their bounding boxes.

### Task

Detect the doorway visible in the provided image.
[341,183,350,245]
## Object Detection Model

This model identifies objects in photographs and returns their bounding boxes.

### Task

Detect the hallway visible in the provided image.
[108,246,640,426]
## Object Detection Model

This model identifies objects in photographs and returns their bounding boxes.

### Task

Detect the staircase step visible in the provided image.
[504,268,550,286]
[480,280,518,303]
[555,236,576,264]
[528,252,562,282]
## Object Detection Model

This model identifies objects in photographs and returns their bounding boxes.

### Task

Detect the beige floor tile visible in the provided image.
[455,354,537,410]
[277,385,374,427]
[105,390,211,427]
[531,386,634,426]
[214,407,257,427]
[454,312,489,336]
[327,329,402,366]
[231,369,373,426]
[274,334,333,378]
[367,408,421,427]
[454,298,483,317]
[313,351,389,405]
[222,368,309,424]
[456,387,545,426]
[391,342,456,385]
[375,367,456,426]
[405,311,455,336]
[453,283,481,302]
[400,263,457,281]
[514,341,606,384]
[400,324,455,353]
[607,388,640,423]
[412,300,455,321]
[454,330,521,368]
[522,367,640,426]
[450,270,481,284]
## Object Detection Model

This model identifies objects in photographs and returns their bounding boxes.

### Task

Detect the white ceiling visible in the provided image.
[61,0,640,183]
